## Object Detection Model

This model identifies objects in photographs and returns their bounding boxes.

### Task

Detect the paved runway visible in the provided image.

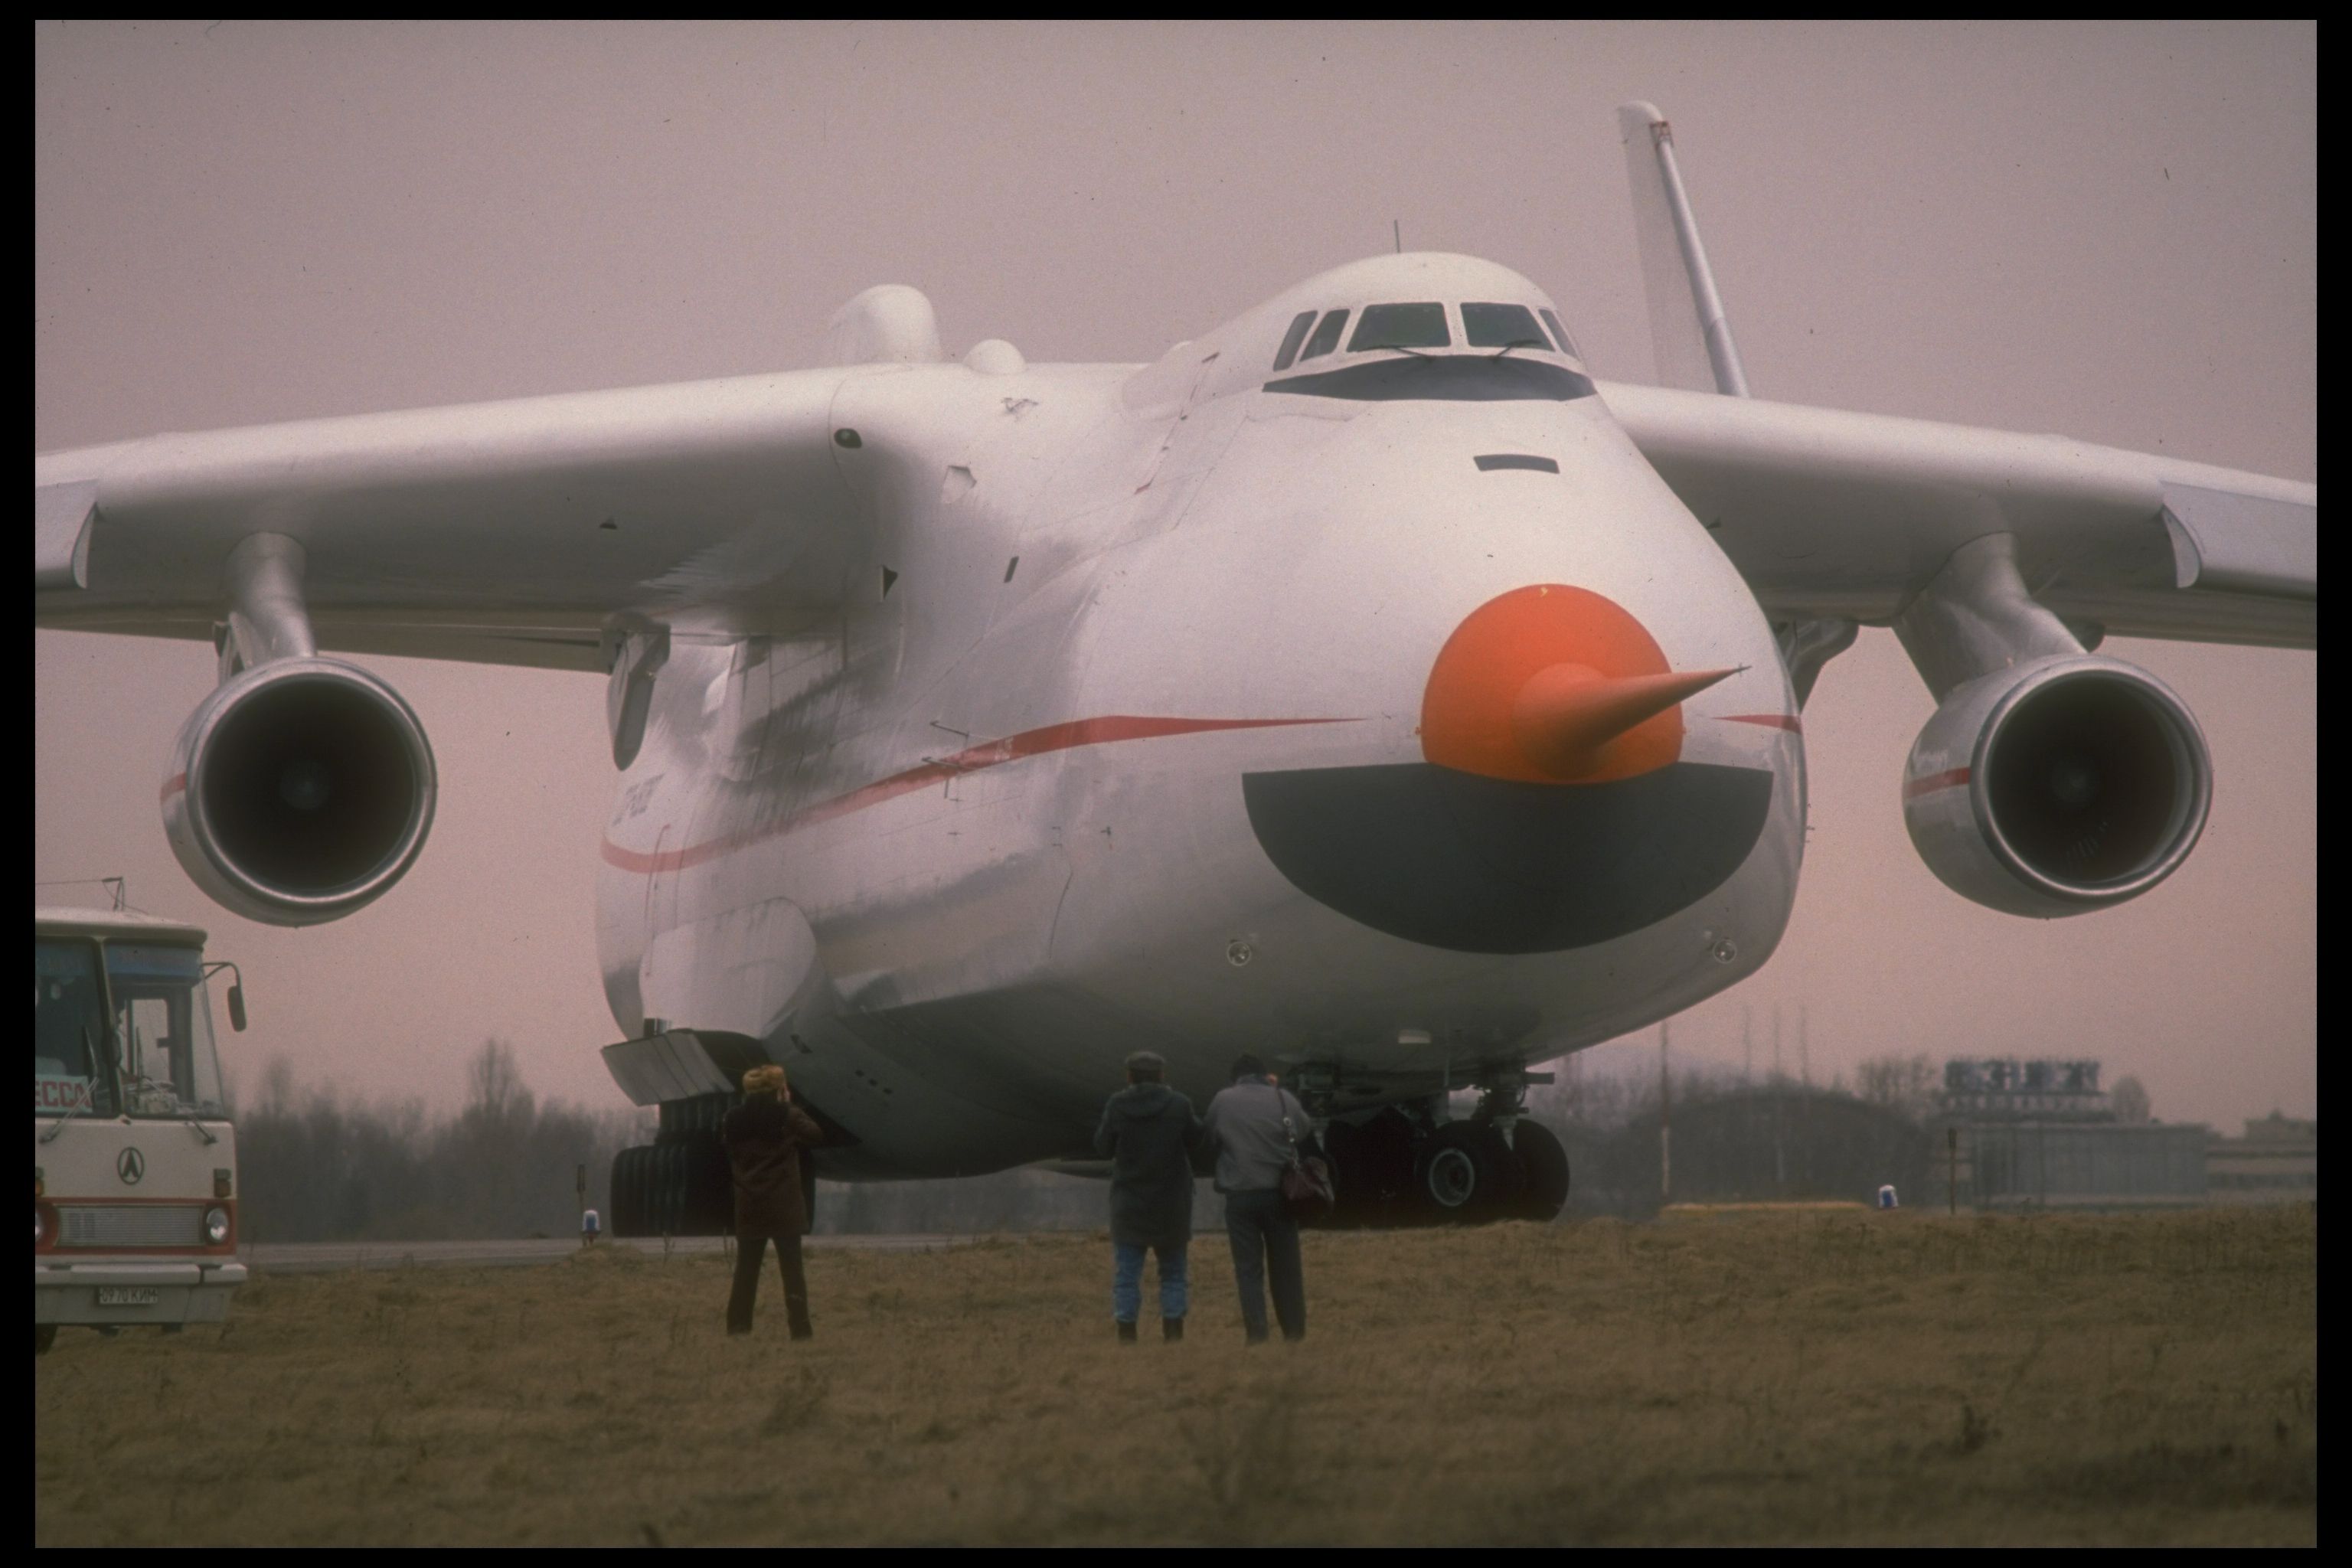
[240,1234,985,1274]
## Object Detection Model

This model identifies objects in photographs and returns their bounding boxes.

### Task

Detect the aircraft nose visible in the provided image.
[1421,585,1736,782]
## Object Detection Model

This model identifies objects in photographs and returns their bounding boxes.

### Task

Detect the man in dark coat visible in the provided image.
[1092,1050,1201,1343]
[722,1063,824,1338]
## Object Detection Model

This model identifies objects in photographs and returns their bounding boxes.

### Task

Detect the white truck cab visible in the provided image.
[34,906,247,1355]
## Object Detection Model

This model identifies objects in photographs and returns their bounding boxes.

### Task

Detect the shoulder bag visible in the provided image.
[1272,1083,1335,1220]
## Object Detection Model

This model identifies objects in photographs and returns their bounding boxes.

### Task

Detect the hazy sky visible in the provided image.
[35,21,2314,1129]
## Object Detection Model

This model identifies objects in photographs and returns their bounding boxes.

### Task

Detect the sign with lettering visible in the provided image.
[34,1074,95,1113]
[1938,1057,2111,1120]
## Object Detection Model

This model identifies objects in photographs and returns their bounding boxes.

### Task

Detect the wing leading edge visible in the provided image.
[1601,379,2316,651]
[34,366,866,671]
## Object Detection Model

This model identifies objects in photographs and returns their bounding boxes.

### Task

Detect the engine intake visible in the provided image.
[1903,655,2210,918]
[162,657,437,926]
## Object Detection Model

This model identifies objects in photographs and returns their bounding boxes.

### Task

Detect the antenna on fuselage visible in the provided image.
[1393,219,1401,254]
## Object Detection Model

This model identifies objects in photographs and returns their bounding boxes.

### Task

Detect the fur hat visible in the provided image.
[741,1063,788,1098]
[1124,1050,1166,1080]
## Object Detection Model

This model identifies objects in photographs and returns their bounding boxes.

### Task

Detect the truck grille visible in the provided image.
[55,1206,207,1248]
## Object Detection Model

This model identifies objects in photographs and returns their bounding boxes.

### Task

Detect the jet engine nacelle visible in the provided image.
[162,656,437,926]
[1903,655,2210,919]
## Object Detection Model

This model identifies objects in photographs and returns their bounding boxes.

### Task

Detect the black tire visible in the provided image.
[656,1144,686,1235]
[1315,1120,1360,1228]
[1510,1120,1571,1222]
[1325,1109,1417,1227]
[35,1322,57,1357]
[610,1145,654,1237]
[1475,1120,1528,1211]
[632,1143,662,1236]
[1416,1120,1514,1223]
[682,1131,733,1236]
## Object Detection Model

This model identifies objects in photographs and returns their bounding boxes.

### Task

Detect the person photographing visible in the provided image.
[722,1063,823,1339]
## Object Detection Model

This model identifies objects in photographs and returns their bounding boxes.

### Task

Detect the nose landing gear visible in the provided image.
[1509,1118,1572,1222]
[1311,1068,1571,1227]
[610,1092,736,1238]
[1416,1119,1524,1219]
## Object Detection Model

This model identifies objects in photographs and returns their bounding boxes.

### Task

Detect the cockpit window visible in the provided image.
[1348,302,1449,352]
[1298,309,1349,361]
[1462,302,1551,351]
[1540,309,1580,359]
[1272,311,1317,372]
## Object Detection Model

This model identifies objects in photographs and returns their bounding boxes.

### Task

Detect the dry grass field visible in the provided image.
[35,1207,2315,1546]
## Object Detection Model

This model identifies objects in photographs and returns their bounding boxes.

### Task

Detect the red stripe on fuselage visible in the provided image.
[1903,766,1971,800]
[601,714,1351,877]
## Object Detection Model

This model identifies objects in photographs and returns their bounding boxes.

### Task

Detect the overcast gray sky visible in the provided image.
[35,21,2314,1129]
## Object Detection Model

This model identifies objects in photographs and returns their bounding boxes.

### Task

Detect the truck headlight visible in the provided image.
[203,1206,231,1245]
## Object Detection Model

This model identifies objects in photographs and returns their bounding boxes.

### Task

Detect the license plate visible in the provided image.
[96,1286,161,1306]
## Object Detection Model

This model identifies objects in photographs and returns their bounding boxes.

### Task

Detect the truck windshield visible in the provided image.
[35,939,117,1117]
[106,944,227,1119]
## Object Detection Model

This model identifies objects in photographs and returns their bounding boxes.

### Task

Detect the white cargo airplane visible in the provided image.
[34,106,2315,1229]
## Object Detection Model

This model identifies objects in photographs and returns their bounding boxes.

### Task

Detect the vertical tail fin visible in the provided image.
[1617,102,1750,397]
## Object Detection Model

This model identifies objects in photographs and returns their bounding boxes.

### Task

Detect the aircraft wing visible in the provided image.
[1600,379,2317,649]
[34,368,864,671]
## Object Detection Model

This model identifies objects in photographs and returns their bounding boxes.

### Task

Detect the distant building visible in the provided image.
[1927,1058,2208,1211]
[1586,1086,1929,1217]
[2206,1113,2318,1206]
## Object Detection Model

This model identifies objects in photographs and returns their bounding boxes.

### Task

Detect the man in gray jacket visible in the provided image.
[1200,1054,1319,1344]
[1092,1050,1202,1343]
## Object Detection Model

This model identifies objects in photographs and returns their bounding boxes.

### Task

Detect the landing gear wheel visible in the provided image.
[610,1145,654,1237]
[656,1144,688,1234]
[1416,1121,1518,1223]
[1508,1120,1570,1222]
[1323,1109,1416,1227]
[1475,1121,1528,1211]
[682,1131,733,1236]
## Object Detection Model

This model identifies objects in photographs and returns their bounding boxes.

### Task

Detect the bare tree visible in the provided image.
[463,1038,533,1127]
[256,1054,299,1118]
[236,1047,649,1242]
[2110,1075,2151,1124]
[1853,1053,1939,1122]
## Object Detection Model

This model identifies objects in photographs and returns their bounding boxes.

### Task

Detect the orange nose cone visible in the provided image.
[1423,584,1726,783]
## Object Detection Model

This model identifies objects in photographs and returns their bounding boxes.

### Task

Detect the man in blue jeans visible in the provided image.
[1200,1054,1319,1343]
[1093,1050,1202,1343]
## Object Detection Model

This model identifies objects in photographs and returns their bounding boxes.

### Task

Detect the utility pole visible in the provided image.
[1658,1020,1672,1207]
[1947,1125,1959,1216]
[1797,1004,1811,1197]
[1771,1004,1785,1194]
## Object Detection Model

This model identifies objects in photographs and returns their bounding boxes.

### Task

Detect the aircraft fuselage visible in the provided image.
[596,257,1803,1176]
